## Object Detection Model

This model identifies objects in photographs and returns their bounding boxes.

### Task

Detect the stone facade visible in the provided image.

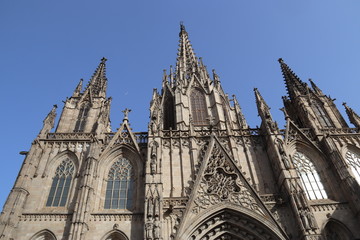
[1,24,360,240]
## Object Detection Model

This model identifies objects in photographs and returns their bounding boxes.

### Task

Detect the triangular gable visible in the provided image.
[102,120,140,153]
[284,119,323,153]
[186,73,208,95]
[175,135,283,238]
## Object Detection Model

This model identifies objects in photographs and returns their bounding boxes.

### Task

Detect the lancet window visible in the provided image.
[74,104,90,132]
[311,100,333,128]
[292,152,327,200]
[105,158,134,209]
[345,151,360,184]
[163,93,175,130]
[46,159,75,207]
[190,88,208,125]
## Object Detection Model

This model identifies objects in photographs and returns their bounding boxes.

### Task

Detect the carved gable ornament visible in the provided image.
[175,136,285,239]
[192,141,262,215]
[102,120,140,154]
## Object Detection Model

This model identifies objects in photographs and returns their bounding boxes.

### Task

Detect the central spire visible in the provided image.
[175,23,200,84]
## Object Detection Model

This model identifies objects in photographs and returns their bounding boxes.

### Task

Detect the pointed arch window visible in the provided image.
[190,88,208,126]
[292,152,327,200]
[46,159,75,207]
[345,151,360,184]
[311,100,333,128]
[104,158,134,210]
[74,104,90,132]
[163,93,175,130]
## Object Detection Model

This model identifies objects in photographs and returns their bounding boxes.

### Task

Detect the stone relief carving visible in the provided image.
[192,144,263,215]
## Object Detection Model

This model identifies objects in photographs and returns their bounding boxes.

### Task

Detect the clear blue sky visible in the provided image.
[1,1,360,208]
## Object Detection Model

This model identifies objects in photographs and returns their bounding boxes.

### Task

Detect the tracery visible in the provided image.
[190,88,208,125]
[104,158,134,209]
[46,158,75,207]
[345,151,360,184]
[292,152,327,200]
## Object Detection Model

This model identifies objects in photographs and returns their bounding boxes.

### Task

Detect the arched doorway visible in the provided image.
[103,230,128,240]
[324,220,353,240]
[30,230,56,240]
[181,208,286,240]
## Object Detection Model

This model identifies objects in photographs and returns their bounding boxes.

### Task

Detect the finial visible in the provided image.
[122,108,131,122]
[278,58,284,63]
[101,57,107,63]
[180,21,185,31]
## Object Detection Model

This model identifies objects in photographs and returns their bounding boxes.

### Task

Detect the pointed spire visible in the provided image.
[232,95,248,128]
[72,78,83,97]
[308,78,324,95]
[212,69,220,86]
[254,88,271,117]
[278,58,308,99]
[175,23,200,83]
[343,103,360,128]
[39,105,57,137]
[84,57,108,97]
[254,88,278,133]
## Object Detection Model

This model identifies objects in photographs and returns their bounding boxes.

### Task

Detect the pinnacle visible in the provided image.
[83,58,108,97]
[278,58,307,99]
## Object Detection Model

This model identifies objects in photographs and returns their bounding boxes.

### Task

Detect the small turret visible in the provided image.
[254,88,278,133]
[39,105,57,138]
[309,78,324,96]
[343,103,360,129]
[72,79,83,97]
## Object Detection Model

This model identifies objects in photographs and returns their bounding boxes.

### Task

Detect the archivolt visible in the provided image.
[181,208,286,240]
[101,230,129,240]
[30,229,56,240]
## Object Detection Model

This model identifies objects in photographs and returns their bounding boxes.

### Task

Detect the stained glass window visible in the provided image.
[345,151,360,184]
[46,159,75,207]
[104,158,134,209]
[292,152,327,200]
[190,89,208,126]
[74,104,90,132]
[311,100,333,128]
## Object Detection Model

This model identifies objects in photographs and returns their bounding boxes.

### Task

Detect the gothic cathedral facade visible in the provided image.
[1,25,360,240]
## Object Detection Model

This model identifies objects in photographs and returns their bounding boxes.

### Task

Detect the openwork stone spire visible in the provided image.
[278,58,308,99]
[84,57,108,97]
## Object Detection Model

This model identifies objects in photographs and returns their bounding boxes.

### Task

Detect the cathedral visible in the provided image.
[1,24,360,240]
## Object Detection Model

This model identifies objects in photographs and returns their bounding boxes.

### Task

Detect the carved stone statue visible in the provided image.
[150,143,157,174]
[149,119,158,135]
[299,210,311,230]
[153,216,161,239]
[305,210,317,230]
[154,197,160,217]
[145,218,154,239]
[147,198,154,217]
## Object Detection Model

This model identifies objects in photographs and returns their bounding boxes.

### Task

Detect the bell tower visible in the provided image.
[56,57,111,136]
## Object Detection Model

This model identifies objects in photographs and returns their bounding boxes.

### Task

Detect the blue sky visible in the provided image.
[1,1,360,208]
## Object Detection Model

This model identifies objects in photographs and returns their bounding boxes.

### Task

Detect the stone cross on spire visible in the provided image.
[122,108,131,122]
